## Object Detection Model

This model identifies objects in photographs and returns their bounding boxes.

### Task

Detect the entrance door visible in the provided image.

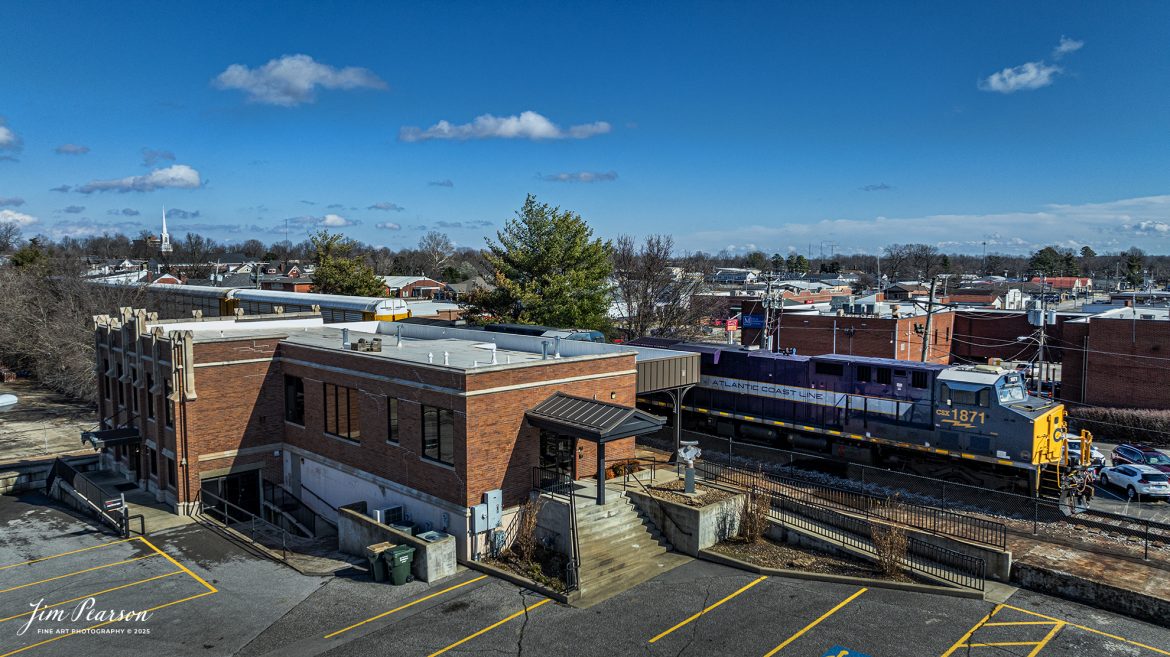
[539,431,576,481]
[127,443,141,481]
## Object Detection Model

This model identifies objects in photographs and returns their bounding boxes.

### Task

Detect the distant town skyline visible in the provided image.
[1,2,1168,255]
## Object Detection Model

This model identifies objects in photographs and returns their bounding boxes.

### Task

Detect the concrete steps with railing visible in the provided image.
[571,490,691,607]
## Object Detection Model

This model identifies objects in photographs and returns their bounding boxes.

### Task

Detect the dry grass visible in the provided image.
[738,487,771,543]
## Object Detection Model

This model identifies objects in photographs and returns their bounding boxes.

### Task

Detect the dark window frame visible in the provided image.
[284,375,305,425]
[814,362,845,377]
[322,382,361,442]
[387,397,399,443]
[145,373,155,419]
[166,457,177,489]
[422,405,455,465]
[163,380,174,428]
[876,368,892,385]
[911,371,929,389]
[856,365,872,383]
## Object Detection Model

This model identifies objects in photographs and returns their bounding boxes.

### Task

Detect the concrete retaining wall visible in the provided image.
[337,501,457,583]
[626,489,744,556]
[0,455,100,495]
[534,497,572,557]
[1012,561,1170,628]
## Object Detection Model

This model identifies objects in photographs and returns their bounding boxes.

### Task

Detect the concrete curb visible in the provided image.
[462,559,570,605]
[698,548,984,599]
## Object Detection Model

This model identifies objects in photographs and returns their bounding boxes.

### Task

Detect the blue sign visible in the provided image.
[741,314,765,329]
[820,648,872,657]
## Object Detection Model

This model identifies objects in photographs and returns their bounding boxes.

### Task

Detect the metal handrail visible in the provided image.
[298,483,340,517]
[606,457,694,538]
[530,466,580,591]
[196,488,291,560]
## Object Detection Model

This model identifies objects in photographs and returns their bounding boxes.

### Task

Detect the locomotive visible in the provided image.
[632,339,1092,493]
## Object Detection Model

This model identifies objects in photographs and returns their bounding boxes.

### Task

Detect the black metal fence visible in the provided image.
[695,460,1008,550]
[768,487,986,591]
[45,458,131,535]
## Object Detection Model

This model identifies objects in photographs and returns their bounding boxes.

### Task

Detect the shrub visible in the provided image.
[1068,407,1170,448]
[738,487,771,543]
[870,521,908,577]
[511,496,542,562]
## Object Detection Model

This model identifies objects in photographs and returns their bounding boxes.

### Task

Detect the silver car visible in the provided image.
[1097,464,1170,500]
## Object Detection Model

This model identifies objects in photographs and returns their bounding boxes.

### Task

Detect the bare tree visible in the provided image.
[0,223,21,253]
[417,231,454,277]
[611,234,713,341]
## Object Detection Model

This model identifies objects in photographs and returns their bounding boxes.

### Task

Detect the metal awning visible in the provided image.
[82,427,141,449]
[526,392,665,443]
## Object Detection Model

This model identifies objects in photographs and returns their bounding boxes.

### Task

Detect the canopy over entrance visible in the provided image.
[82,427,141,449]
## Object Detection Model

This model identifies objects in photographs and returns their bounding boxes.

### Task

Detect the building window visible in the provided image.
[876,368,892,385]
[131,371,139,414]
[284,376,305,425]
[911,371,928,389]
[387,398,399,443]
[422,405,454,465]
[148,447,158,477]
[146,374,155,419]
[116,365,125,407]
[167,458,177,489]
[323,383,361,441]
[164,380,174,428]
[102,360,111,399]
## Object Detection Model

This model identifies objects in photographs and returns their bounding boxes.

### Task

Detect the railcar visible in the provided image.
[633,340,1091,493]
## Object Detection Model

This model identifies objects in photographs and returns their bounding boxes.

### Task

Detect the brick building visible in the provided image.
[1060,308,1170,409]
[739,300,954,364]
[949,310,1084,365]
[89,308,674,559]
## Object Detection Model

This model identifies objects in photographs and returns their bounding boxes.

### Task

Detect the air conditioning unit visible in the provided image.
[372,505,404,525]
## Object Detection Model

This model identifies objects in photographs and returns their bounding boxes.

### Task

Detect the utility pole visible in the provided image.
[1036,275,1049,395]
[760,275,774,350]
[920,277,937,362]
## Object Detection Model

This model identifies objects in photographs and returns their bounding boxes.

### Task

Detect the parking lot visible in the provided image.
[1,492,1168,657]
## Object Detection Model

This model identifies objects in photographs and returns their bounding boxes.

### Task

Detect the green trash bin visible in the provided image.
[365,542,395,582]
[386,544,416,585]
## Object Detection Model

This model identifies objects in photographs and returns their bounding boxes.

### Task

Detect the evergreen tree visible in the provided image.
[309,230,385,297]
[467,194,612,331]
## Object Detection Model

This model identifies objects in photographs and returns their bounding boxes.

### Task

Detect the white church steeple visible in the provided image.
[160,206,172,254]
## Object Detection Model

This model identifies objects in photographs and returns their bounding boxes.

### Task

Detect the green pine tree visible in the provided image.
[467,194,613,331]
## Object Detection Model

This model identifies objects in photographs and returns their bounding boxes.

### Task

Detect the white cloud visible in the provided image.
[44,219,141,239]
[368,202,405,212]
[979,61,1062,93]
[76,164,202,193]
[542,171,618,183]
[0,209,38,226]
[321,213,354,227]
[141,148,175,166]
[399,111,611,142]
[0,126,15,149]
[0,197,24,207]
[213,54,387,106]
[55,143,90,155]
[1053,36,1084,59]
[62,205,85,214]
[375,222,401,231]
[682,194,1170,255]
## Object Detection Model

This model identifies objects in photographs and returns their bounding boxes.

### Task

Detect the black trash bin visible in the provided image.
[365,542,394,582]
[386,544,416,585]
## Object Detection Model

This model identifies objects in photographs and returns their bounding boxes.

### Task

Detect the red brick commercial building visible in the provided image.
[90,308,674,559]
[739,300,955,364]
[949,310,1085,365]
[1060,309,1170,409]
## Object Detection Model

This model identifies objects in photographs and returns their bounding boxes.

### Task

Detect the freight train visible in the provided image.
[632,339,1093,493]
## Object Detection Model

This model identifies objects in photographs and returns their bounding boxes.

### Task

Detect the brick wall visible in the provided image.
[740,300,954,364]
[1061,318,1170,409]
[950,311,1069,365]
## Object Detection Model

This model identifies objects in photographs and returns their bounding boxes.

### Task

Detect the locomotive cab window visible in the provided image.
[814,362,844,377]
[948,386,991,407]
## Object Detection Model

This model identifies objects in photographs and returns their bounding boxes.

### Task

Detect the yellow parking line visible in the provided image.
[649,575,767,643]
[998,604,1170,656]
[1025,622,1065,657]
[0,571,184,623]
[0,589,215,657]
[762,587,867,656]
[324,575,488,638]
[0,538,137,571]
[0,554,158,596]
[940,604,1003,657]
[983,621,1056,626]
[966,641,1042,647]
[136,536,217,593]
[427,597,551,657]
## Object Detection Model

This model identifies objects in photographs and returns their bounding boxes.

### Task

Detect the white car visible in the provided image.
[1066,439,1105,466]
[1097,464,1170,500]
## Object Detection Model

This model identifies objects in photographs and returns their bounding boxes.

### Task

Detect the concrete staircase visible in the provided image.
[571,491,690,607]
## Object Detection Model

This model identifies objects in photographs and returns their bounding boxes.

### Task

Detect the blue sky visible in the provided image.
[1,1,1168,255]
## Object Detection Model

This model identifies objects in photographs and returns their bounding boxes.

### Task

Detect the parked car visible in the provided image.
[1097,464,1170,500]
[1066,439,1105,466]
[1111,444,1170,473]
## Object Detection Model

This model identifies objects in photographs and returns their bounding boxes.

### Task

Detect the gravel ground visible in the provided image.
[647,478,735,507]
[709,537,912,581]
